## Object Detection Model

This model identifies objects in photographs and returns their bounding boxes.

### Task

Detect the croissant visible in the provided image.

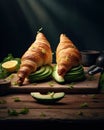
[17,32,52,85]
[56,34,82,76]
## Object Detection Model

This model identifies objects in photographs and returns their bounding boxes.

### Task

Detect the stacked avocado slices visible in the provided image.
[28,65,53,83]
[52,64,86,83]
[28,64,86,83]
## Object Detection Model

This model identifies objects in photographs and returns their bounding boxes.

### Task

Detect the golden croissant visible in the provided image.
[56,34,82,77]
[17,32,53,85]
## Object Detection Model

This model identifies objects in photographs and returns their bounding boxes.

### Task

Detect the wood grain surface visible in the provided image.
[6,72,101,94]
[0,94,104,120]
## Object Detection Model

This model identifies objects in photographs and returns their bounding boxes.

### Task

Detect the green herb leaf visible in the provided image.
[67,82,75,89]
[91,94,97,99]
[37,27,43,33]
[77,111,83,116]
[8,109,19,116]
[12,81,19,86]
[19,108,29,114]
[0,99,7,104]
[48,81,55,87]
[13,97,21,102]
[40,112,46,117]
[2,54,14,63]
[80,102,88,108]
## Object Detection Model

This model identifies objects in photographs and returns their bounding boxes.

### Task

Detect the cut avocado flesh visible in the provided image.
[52,69,65,83]
[30,68,52,82]
[52,65,65,83]
[29,66,50,78]
[69,65,83,72]
[30,92,65,104]
[32,66,46,75]
[65,73,86,82]
[28,65,52,82]
[52,65,85,83]
[64,65,86,82]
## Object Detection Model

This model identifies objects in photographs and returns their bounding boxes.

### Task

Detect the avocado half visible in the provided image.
[30,92,65,104]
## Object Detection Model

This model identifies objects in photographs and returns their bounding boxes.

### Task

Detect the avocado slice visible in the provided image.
[52,65,65,83]
[65,73,86,82]
[69,65,83,72]
[30,67,52,82]
[28,65,52,82]
[65,68,84,76]
[30,92,65,104]
[31,66,46,76]
[52,64,86,83]
[64,65,86,82]
[34,65,52,77]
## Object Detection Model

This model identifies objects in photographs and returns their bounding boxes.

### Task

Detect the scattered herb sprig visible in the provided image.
[0,99,7,104]
[40,112,46,117]
[80,102,89,108]
[13,97,21,102]
[67,82,75,89]
[19,107,29,114]
[8,108,29,116]
[8,109,19,116]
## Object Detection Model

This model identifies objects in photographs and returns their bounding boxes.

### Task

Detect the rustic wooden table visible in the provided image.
[0,69,104,129]
[0,91,104,129]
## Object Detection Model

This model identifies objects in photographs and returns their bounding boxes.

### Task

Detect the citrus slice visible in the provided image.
[2,60,18,72]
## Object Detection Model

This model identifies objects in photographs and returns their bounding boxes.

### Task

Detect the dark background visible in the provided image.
[0,0,104,63]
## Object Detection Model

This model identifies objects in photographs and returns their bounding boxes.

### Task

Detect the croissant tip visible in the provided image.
[60,33,66,37]
[36,32,45,38]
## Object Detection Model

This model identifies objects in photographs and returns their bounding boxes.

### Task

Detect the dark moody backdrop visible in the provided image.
[0,0,104,62]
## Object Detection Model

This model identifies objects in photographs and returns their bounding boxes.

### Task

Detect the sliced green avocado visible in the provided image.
[30,92,65,104]
[52,64,86,83]
[31,66,46,75]
[35,65,52,77]
[69,65,83,72]
[65,69,84,76]
[52,65,65,83]
[65,73,86,82]
[64,65,86,82]
[28,65,52,82]
[30,67,52,82]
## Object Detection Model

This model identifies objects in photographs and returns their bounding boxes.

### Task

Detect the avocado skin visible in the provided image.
[28,65,52,83]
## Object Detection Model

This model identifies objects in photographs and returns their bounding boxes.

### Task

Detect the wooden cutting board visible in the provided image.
[4,71,101,94]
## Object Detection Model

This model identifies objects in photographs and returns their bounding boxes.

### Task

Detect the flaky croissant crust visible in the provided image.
[17,32,52,85]
[56,34,82,76]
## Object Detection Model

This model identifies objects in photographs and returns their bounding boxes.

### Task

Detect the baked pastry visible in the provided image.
[17,32,52,85]
[56,34,82,77]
